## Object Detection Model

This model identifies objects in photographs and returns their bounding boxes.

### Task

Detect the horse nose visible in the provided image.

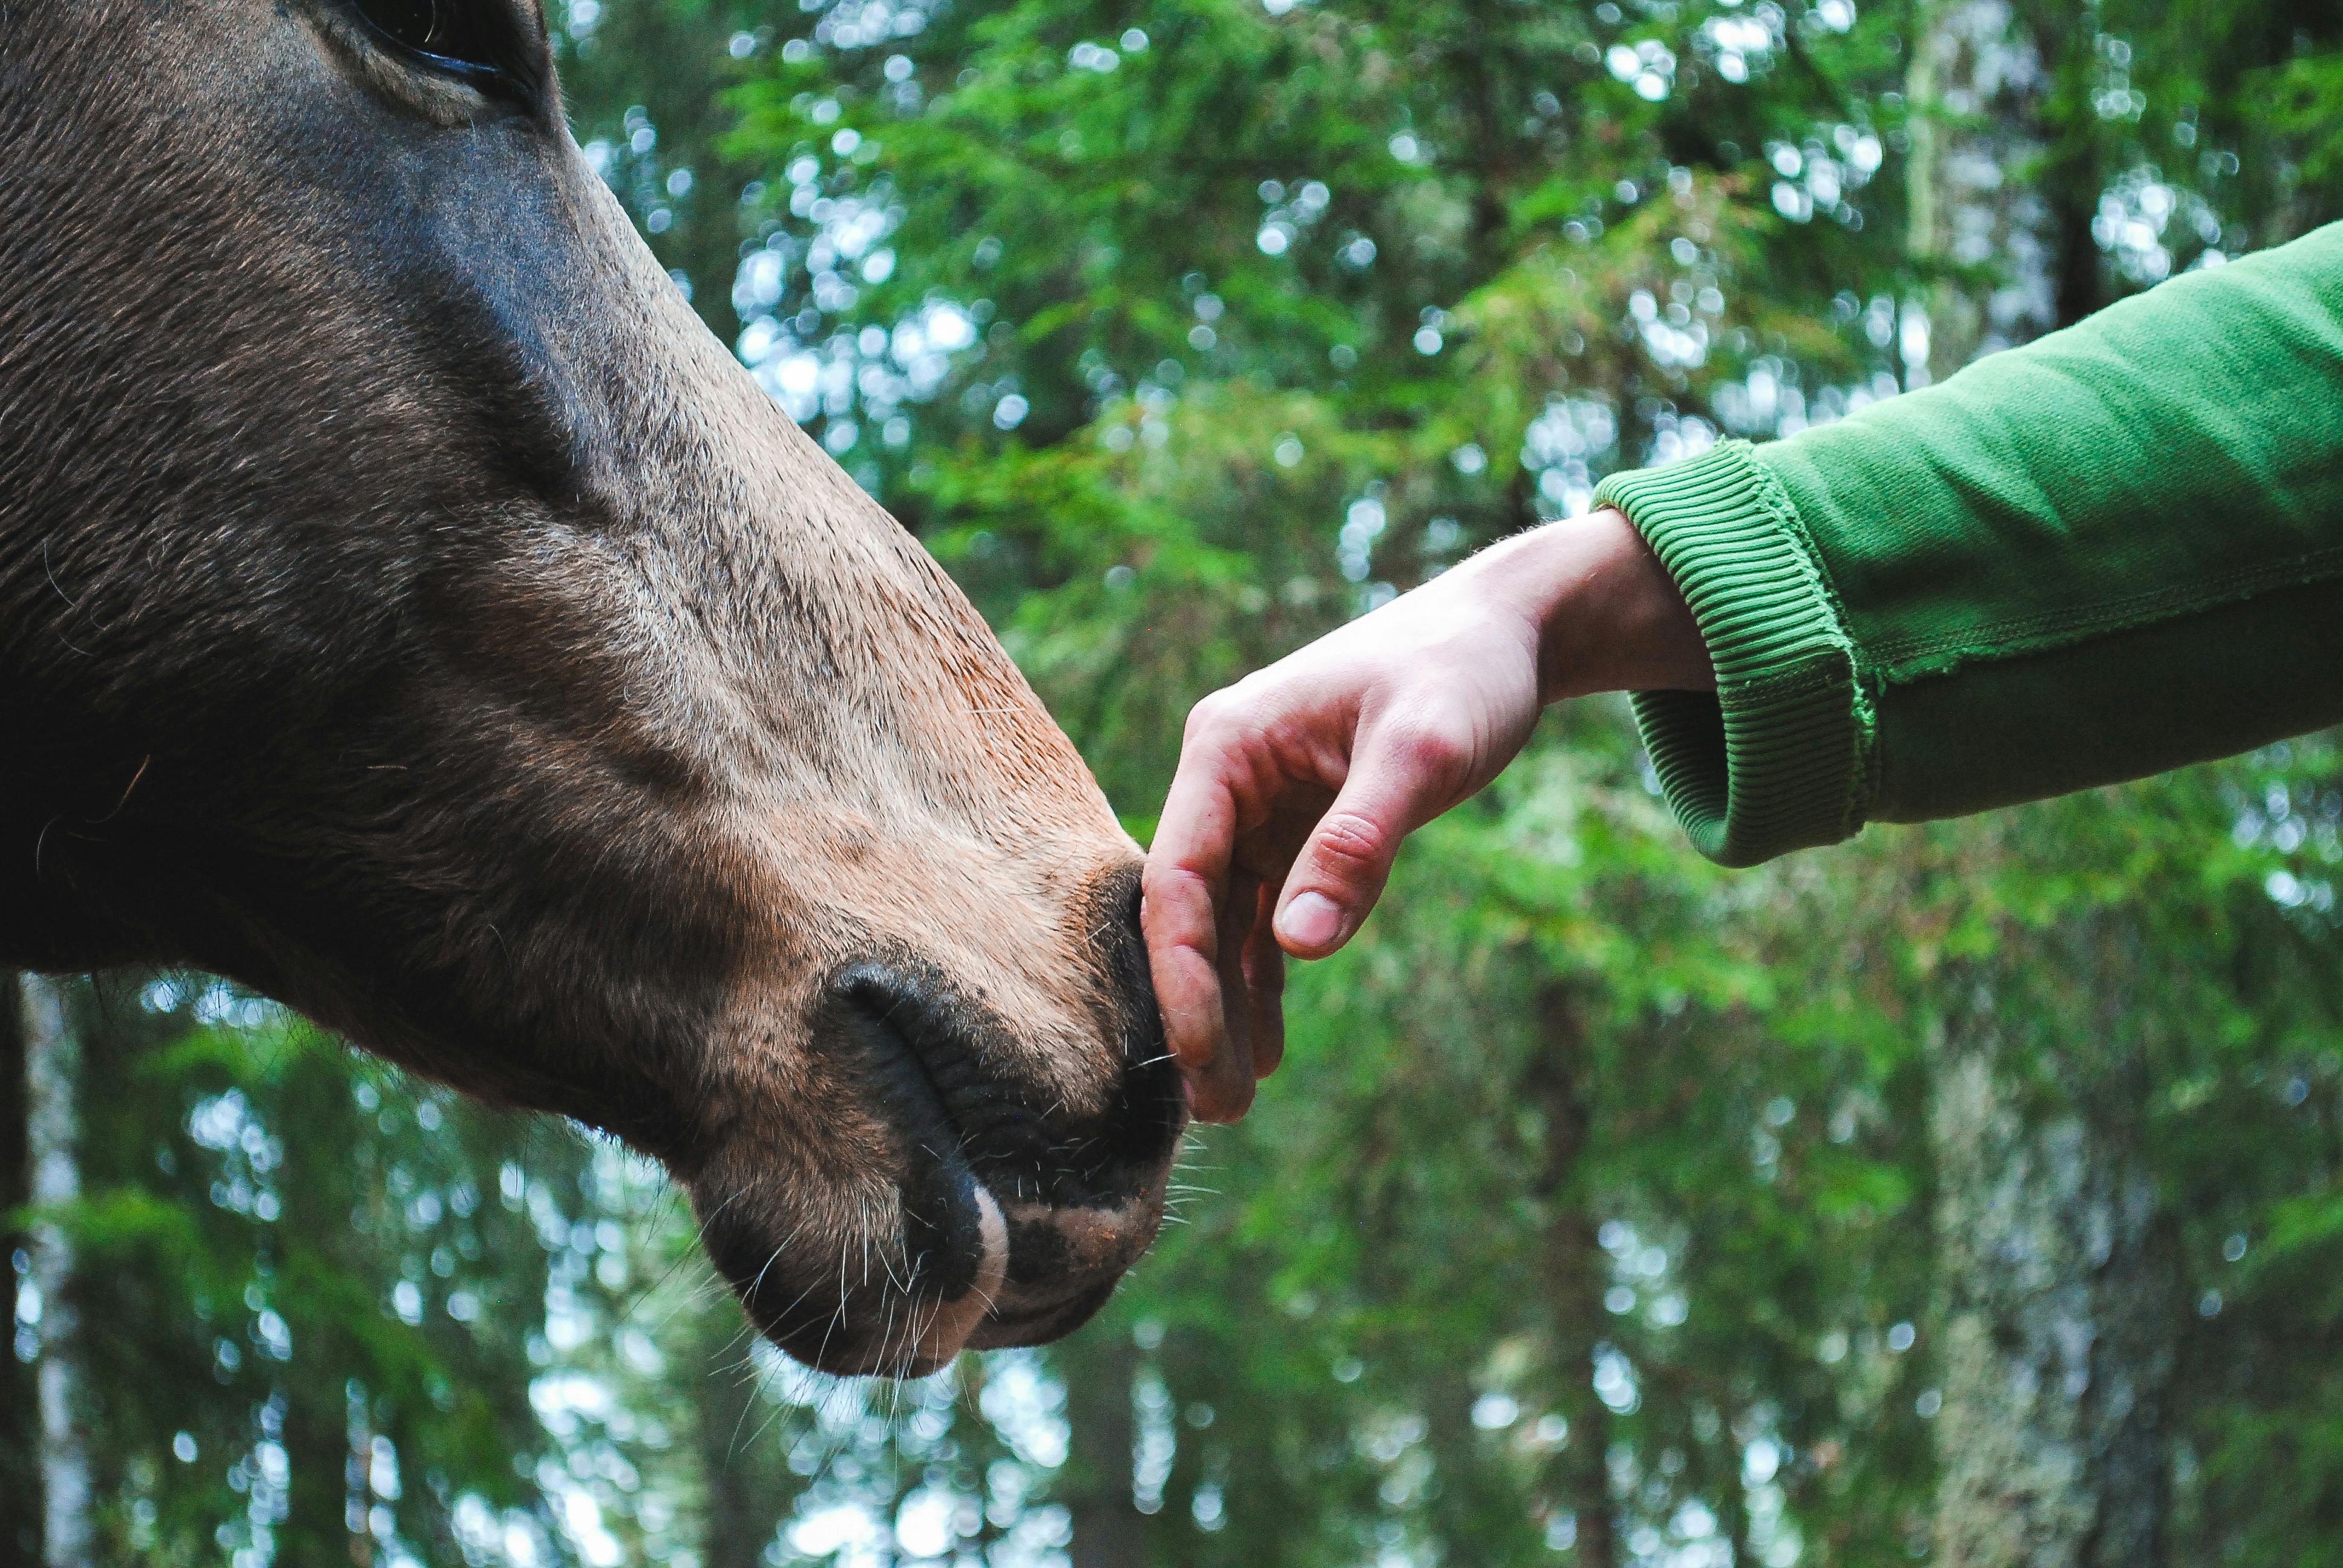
[956,869,1184,1353]
[716,863,1187,1373]
[1089,861,1160,1053]
[1091,858,1182,1132]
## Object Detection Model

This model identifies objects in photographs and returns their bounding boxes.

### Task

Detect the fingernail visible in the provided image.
[1277,891,1343,950]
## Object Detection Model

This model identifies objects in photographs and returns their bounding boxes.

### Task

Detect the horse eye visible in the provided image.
[348,0,534,97]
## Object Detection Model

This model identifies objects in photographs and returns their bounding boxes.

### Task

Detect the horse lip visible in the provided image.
[819,959,1175,1365]
[832,964,998,1306]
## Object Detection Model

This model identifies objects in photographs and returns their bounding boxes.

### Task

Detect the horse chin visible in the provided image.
[879,1186,1175,1368]
[963,1187,1173,1351]
[698,1132,1177,1377]
[842,1184,1011,1380]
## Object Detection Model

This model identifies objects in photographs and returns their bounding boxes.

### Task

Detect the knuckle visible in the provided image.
[1182,690,1225,736]
[1384,714,1471,777]
[1194,694,1279,761]
[1185,688,1249,747]
[1312,811,1391,875]
[1140,860,1204,913]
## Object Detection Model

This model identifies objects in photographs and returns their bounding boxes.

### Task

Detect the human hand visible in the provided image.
[1141,507,1711,1122]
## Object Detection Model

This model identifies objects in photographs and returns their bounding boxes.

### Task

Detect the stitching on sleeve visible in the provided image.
[1869,543,2343,676]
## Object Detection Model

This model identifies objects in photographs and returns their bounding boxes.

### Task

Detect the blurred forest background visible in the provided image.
[9,0,2343,1563]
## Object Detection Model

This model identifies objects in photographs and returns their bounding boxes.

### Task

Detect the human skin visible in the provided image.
[1141,506,1715,1122]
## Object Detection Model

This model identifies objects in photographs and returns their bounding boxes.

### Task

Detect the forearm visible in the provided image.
[1595,220,2343,863]
[1452,508,1714,705]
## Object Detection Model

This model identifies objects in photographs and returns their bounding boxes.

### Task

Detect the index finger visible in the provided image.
[1142,728,1245,1094]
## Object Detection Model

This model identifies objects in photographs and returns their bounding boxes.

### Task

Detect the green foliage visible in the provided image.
[22,0,2343,1564]
[45,978,590,1564]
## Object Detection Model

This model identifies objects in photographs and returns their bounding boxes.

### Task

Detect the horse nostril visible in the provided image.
[834,962,989,1102]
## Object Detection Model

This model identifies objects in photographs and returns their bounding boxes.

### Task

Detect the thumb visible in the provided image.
[1271,714,1467,959]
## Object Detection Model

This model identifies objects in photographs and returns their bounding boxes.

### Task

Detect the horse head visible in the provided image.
[0,0,1182,1374]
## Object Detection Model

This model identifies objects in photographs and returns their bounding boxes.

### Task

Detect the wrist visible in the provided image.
[1463,509,1712,704]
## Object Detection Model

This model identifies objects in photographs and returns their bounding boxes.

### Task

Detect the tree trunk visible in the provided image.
[693,1366,773,1568]
[690,1310,795,1568]
[0,976,44,1564]
[24,975,93,1568]
[1720,1405,1755,1568]
[346,1387,376,1568]
[1906,0,2059,377]
[1063,1331,1146,1568]
[1907,8,2172,1561]
[281,1376,365,1566]
[269,1044,364,1568]
[1929,942,2178,1568]
[1528,987,1617,1568]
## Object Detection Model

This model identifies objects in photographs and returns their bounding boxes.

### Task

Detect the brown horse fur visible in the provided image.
[0,0,1181,1374]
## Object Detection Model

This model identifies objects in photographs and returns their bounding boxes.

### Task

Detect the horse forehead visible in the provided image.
[18,6,1021,727]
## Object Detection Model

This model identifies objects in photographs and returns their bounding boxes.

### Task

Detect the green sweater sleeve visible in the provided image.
[1594,221,2343,867]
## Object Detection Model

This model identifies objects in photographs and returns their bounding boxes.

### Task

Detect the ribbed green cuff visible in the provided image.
[1593,442,1873,867]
